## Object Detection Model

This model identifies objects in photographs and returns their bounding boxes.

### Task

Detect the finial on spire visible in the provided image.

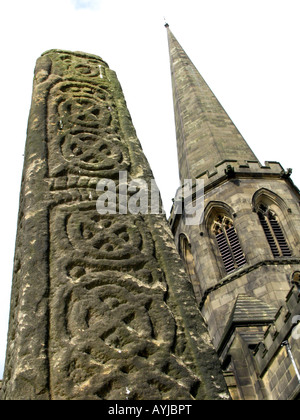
[164,17,169,28]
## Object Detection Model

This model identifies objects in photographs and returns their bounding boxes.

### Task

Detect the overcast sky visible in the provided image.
[0,0,299,378]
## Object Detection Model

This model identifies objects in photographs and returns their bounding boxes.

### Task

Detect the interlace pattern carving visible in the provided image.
[45,51,199,399]
[1,50,227,401]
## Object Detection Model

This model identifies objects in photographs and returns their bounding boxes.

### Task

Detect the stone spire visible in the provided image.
[165,25,259,183]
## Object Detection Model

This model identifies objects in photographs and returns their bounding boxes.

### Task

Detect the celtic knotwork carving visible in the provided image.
[51,204,155,267]
[57,81,109,103]
[50,270,198,400]
[2,50,228,401]
[57,94,113,130]
[53,52,106,80]
[47,80,130,178]
[60,133,126,171]
[49,204,200,399]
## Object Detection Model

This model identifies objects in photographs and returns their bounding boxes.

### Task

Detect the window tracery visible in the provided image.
[257,204,291,258]
[212,215,247,274]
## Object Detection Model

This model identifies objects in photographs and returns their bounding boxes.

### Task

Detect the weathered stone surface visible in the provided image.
[166,26,258,183]
[1,50,228,400]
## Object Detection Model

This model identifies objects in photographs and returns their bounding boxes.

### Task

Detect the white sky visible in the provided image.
[0,0,299,378]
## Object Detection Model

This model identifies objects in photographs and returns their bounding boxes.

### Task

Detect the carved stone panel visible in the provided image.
[1,50,228,400]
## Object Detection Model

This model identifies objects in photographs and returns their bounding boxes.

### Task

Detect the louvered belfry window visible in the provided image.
[213,215,247,274]
[258,204,292,257]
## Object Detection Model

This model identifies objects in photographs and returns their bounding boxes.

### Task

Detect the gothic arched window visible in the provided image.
[212,215,247,274]
[257,204,292,258]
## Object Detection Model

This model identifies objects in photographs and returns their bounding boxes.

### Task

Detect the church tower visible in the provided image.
[166,25,300,400]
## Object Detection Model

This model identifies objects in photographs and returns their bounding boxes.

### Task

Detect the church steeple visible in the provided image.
[165,25,259,183]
